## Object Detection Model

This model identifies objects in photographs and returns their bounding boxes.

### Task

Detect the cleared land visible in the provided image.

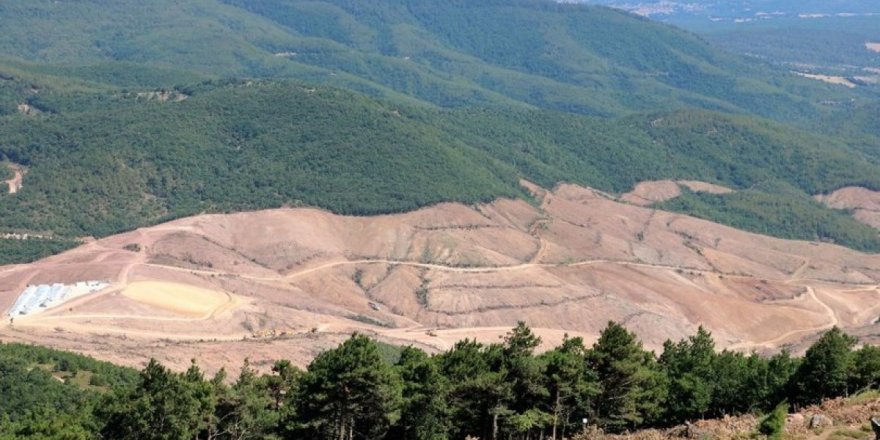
[867,42,880,53]
[3,164,23,194]
[589,393,880,440]
[816,186,880,229]
[621,180,734,206]
[121,281,239,318]
[0,182,879,373]
[794,72,858,88]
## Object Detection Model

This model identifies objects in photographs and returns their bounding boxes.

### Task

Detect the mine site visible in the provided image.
[2,181,879,373]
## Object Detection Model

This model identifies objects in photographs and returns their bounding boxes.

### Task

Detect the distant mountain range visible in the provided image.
[565,0,880,21]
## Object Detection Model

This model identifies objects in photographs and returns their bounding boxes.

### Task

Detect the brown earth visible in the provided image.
[621,180,733,206]
[16,103,40,116]
[3,163,24,194]
[866,42,880,53]
[816,187,880,229]
[794,72,858,88]
[1,182,879,375]
[577,393,880,440]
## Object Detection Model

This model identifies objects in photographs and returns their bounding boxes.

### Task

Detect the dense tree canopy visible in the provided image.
[4,323,879,439]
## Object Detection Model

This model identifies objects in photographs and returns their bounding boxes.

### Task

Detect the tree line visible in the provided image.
[2,322,878,440]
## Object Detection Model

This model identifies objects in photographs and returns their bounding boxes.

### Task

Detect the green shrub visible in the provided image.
[758,402,788,439]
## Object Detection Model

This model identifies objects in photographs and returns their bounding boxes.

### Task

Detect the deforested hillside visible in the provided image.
[0,0,859,121]
[1,73,879,265]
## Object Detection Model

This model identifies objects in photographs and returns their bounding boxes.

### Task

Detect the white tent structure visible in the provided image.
[7,281,108,316]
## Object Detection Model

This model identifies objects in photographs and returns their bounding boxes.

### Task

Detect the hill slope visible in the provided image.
[1,75,879,264]
[0,0,858,120]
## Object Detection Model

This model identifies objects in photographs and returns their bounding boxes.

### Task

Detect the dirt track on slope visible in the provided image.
[3,164,23,194]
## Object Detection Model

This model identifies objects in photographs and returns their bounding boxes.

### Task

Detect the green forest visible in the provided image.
[1,323,877,439]
[0,0,858,120]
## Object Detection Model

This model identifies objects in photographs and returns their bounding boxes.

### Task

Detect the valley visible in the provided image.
[3,181,878,373]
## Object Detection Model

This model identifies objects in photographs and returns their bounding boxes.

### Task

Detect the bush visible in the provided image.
[758,402,788,439]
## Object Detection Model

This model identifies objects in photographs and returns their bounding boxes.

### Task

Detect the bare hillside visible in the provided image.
[1,182,879,373]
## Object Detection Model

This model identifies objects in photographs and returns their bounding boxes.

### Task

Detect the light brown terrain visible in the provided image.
[1,182,879,374]
[866,42,880,53]
[794,72,858,88]
[3,163,23,194]
[816,187,880,229]
[621,180,733,206]
[579,393,880,440]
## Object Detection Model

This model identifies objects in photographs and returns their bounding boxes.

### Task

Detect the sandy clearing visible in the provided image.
[816,187,880,229]
[677,180,733,194]
[4,164,23,194]
[621,180,734,206]
[867,42,880,53]
[621,180,681,206]
[794,72,857,88]
[121,281,239,318]
[726,287,838,350]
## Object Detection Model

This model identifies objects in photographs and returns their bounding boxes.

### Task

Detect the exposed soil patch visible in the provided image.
[580,394,880,440]
[16,103,41,116]
[135,90,188,102]
[866,42,880,53]
[816,187,880,229]
[621,180,734,206]
[795,72,858,88]
[121,281,241,318]
[621,180,681,205]
[3,164,24,194]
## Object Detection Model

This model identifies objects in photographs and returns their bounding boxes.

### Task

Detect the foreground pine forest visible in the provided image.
[1,322,876,440]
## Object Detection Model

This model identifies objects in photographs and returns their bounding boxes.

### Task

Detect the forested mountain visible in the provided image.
[0,0,862,121]
[2,70,880,264]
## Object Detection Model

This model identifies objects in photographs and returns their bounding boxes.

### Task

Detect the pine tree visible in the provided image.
[789,327,857,406]
[289,334,402,440]
[389,347,450,440]
[213,359,280,440]
[99,359,207,440]
[501,322,551,439]
[851,345,880,392]
[540,335,597,440]
[438,340,510,440]
[659,327,716,422]
[587,321,666,432]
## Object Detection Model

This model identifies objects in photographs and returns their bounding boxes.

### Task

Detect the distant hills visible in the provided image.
[0,0,862,121]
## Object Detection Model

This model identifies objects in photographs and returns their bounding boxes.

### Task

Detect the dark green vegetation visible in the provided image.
[0,0,861,119]
[700,17,880,78]
[757,402,789,440]
[3,324,879,439]
[0,238,78,266]
[657,182,880,251]
[0,343,138,439]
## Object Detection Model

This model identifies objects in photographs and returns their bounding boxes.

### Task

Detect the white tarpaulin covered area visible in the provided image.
[8,281,108,316]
